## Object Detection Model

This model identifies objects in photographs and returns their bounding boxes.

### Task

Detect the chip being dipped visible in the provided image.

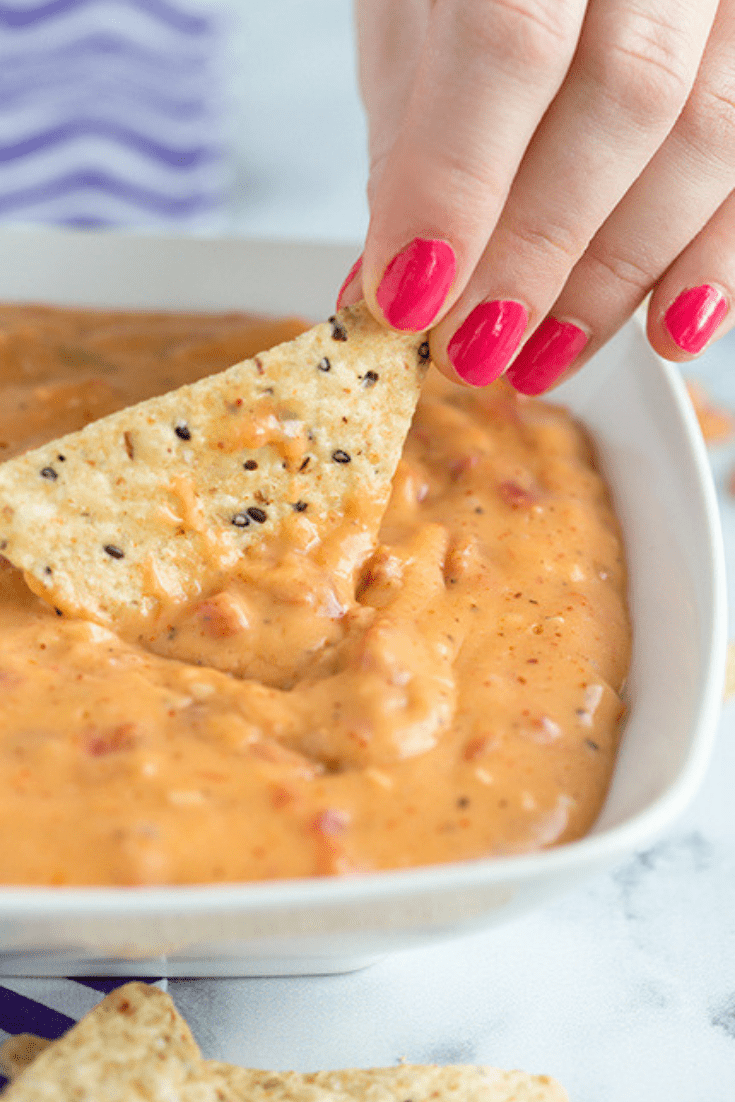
[0,304,428,629]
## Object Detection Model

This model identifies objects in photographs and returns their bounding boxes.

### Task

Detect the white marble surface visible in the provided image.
[145,4,735,1099]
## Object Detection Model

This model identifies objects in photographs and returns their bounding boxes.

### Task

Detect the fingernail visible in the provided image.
[336,255,363,309]
[447,300,528,387]
[664,284,728,354]
[505,317,588,395]
[376,238,456,330]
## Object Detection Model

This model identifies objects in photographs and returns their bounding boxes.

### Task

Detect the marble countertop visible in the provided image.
[1,1,735,1097]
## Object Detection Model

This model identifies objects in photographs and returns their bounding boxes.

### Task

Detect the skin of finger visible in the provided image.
[355,0,430,168]
[427,0,719,385]
[359,0,587,332]
[506,0,735,384]
[647,201,735,361]
[337,273,364,311]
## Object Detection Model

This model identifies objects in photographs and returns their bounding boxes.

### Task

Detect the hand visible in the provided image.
[338,0,735,394]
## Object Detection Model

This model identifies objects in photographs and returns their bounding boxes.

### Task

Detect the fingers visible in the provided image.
[430,0,719,387]
[357,0,588,330]
[648,195,735,362]
[504,0,735,392]
[354,0,430,169]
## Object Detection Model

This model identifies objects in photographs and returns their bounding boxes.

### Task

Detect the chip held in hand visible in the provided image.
[0,304,428,628]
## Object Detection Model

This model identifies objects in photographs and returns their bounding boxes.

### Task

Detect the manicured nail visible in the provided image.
[505,317,588,396]
[664,284,728,354]
[376,238,456,330]
[447,300,528,387]
[336,255,363,309]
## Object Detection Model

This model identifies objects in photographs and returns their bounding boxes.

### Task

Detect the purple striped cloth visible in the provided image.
[0,977,165,1089]
[0,0,229,228]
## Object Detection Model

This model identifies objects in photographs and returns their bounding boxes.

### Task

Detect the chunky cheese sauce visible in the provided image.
[0,305,630,885]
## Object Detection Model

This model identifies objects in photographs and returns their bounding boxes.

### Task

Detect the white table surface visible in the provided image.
[3,2,735,1098]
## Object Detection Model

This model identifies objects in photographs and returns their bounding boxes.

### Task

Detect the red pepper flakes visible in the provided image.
[499,480,536,508]
[312,808,350,836]
[85,722,138,757]
[463,736,489,761]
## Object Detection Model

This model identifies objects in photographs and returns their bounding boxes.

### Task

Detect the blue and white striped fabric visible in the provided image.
[0,0,229,228]
[0,976,165,1089]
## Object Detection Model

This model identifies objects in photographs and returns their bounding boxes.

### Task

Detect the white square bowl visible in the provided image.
[0,227,726,976]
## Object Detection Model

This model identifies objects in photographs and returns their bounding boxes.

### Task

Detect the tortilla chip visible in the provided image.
[0,982,205,1101]
[0,304,427,627]
[207,1063,569,1102]
[0,1034,50,1081]
[0,983,568,1102]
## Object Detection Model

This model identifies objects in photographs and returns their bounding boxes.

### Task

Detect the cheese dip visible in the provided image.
[0,305,630,885]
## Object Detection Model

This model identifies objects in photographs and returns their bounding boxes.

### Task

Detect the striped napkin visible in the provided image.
[0,0,230,228]
[0,976,165,1090]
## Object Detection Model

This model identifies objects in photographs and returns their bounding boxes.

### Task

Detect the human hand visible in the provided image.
[338,0,735,394]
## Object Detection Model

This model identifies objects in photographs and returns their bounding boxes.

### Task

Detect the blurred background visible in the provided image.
[0,0,368,240]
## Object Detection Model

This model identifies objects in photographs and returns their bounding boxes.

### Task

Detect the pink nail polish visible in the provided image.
[336,255,363,309]
[505,317,588,395]
[664,284,728,354]
[376,238,456,330]
[447,300,528,387]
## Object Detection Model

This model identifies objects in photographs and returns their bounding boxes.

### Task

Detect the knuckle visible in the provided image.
[678,78,735,163]
[581,11,694,126]
[447,0,573,72]
[583,241,656,295]
[505,216,582,269]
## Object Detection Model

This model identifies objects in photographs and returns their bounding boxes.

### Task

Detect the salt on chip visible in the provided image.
[0,982,208,1101]
[0,304,428,627]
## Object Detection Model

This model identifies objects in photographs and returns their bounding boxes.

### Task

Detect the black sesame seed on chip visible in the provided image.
[332,449,351,464]
[243,459,258,471]
[298,456,311,472]
[362,370,379,387]
[317,357,331,372]
[103,544,125,559]
[247,506,267,524]
[292,501,308,512]
[231,512,250,527]
[418,341,430,362]
[40,466,57,480]
[44,566,52,575]
[54,607,63,617]
[328,316,348,341]
[174,422,192,441]
[57,454,66,462]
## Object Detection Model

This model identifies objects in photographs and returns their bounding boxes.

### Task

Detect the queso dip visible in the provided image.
[0,304,630,885]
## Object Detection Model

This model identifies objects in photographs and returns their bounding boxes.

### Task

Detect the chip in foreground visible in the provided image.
[0,982,568,1101]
